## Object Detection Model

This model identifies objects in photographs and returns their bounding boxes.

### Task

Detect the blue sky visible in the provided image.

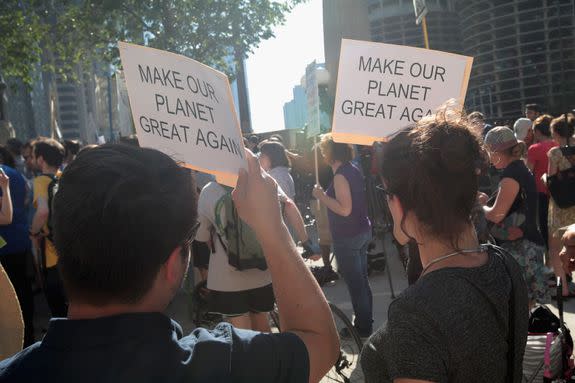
[246,0,325,133]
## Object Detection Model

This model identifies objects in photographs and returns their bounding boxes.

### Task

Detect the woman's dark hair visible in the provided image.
[0,146,16,168]
[319,134,354,164]
[533,114,553,137]
[379,109,483,248]
[551,114,575,139]
[259,141,291,169]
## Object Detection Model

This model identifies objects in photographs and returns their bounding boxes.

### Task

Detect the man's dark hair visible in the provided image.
[119,134,140,147]
[533,114,553,137]
[33,139,64,168]
[64,139,81,157]
[0,146,16,168]
[6,138,23,156]
[259,141,291,169]
[53,145,197,305]
[269,134,284,143]
[526,103,542,114]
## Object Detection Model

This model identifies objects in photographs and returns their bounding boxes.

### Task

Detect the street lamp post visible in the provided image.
[107,65,115,143]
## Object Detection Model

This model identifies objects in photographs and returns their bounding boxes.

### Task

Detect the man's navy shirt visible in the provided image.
[0,313,309,382]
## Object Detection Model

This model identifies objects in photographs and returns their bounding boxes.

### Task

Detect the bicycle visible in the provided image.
[188,279,223,329]
[270,302,364,383]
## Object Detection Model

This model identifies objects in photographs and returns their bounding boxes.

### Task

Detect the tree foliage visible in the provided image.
[0,0,304,85]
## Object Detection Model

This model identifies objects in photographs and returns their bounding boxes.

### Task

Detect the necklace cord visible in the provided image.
[421,245,487,275]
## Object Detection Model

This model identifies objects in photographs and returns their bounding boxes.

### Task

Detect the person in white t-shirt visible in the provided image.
[196,181,274,332]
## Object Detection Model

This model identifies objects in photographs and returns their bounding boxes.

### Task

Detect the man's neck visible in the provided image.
[67,301,165,320]
[42,166,58,175]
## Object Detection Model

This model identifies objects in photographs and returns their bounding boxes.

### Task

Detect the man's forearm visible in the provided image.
[0,186,13,224]
[284,200,308,243]
[257,221,339,381]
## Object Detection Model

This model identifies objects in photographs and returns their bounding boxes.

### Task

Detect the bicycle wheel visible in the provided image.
[269,305,281,332]
[324,303,364,383]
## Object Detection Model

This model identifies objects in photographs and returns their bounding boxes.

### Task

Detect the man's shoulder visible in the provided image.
[181,323,309,382]
[0,342,42,380]
[528,142,544,154]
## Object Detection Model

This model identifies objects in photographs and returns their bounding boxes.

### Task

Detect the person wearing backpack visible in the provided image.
[196,177,312,332]
[547,114,575,298]
[195,181,273,332]
[28,138,67,317]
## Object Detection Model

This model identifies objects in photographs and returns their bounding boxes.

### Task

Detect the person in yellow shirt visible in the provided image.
[29,138,67,317]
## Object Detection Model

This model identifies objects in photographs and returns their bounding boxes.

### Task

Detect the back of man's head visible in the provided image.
[34,139,64,169]
[525,103,541,114]
[53,145,197,305]
[6,138,23,157]
[64,139,81,157]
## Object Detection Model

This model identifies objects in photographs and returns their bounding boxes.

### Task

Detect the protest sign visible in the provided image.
[118,42,245,186]
[306,61,321,138]
[332,39,473,145]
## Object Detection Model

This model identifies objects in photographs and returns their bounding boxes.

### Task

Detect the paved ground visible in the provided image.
[30,232,575,381]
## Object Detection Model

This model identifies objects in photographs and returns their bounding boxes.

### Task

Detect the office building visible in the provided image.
[283,85,307,130]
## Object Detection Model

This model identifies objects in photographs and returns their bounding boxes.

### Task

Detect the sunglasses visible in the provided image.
[180,221,200,257]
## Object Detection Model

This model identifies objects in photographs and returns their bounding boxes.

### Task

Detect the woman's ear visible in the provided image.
[388,195,411,246]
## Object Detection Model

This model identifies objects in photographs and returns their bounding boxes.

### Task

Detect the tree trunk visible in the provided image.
[234,48,252,134]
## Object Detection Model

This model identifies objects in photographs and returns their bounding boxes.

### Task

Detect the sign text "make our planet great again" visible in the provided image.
[137,64,242,158]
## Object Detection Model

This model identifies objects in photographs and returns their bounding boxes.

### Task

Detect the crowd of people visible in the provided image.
[0,101,574,382]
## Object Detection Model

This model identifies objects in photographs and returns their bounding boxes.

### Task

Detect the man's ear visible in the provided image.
[164,247,185,285]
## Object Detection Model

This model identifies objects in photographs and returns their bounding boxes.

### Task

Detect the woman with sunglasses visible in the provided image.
[313,134,373,338]
[361,110,528,382]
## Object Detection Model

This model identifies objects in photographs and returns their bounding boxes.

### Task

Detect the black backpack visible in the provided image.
[44,174,59,241]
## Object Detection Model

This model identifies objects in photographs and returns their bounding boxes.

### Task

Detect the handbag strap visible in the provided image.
[492,245,519,383]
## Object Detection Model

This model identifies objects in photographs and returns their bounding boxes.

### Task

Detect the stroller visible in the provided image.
[523,278,575,382]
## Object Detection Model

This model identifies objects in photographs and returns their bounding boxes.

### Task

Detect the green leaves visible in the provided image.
[0,0,306,84]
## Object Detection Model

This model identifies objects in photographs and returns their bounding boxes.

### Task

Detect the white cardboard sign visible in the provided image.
[306,60,321,138]
[118,42,245,186]
[333,39,473,145]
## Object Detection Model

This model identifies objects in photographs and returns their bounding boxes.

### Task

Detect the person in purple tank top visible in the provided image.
[313,134,373,338]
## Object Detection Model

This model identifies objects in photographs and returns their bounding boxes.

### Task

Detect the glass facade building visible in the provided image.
[326,0,575,119]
